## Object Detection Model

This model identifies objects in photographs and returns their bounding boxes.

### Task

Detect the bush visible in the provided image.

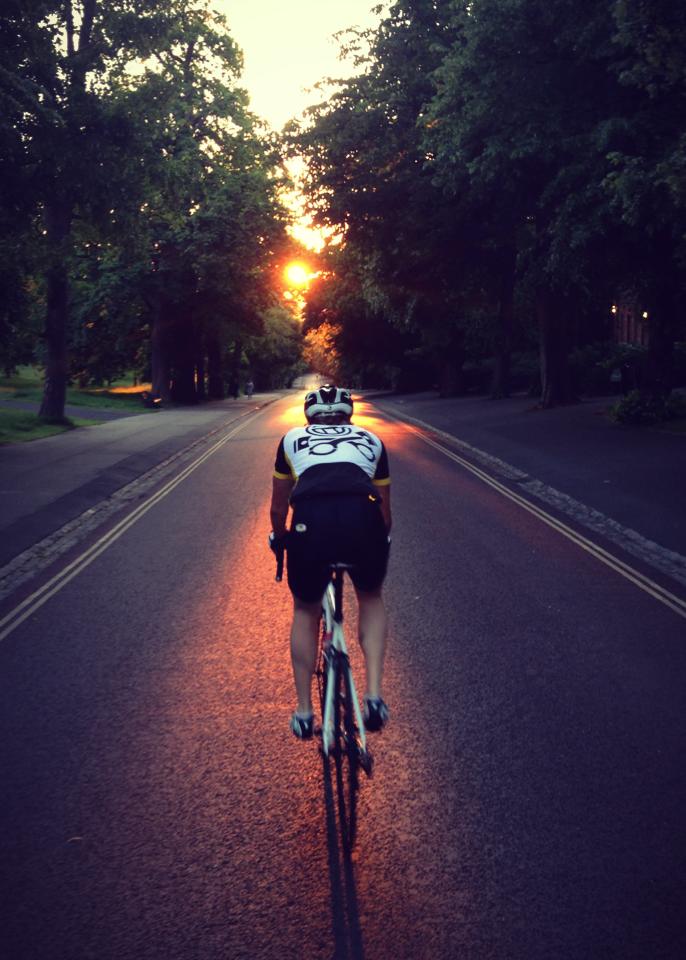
[569,342,614,395]
[508,350,541,395]
[610,389,686,425]
[569,342,649,396]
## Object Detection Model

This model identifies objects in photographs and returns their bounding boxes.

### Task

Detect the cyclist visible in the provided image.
[269,384,391,740]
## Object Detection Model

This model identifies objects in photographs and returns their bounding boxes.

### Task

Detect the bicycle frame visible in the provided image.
[319,566,369,765]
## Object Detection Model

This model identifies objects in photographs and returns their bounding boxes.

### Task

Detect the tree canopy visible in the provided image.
[293,0,686,405]
[3,0,685,412]
[0,0,302,415]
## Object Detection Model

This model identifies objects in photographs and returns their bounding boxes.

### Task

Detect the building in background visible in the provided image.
[611,301,650,347]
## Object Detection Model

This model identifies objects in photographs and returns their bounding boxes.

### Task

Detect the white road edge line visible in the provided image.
[383,409,686,621]
[380,401,686,587]
[0,412,260,643]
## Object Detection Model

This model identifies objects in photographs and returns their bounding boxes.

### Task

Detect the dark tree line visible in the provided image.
[293,0,686,406]
[0,0,303,419]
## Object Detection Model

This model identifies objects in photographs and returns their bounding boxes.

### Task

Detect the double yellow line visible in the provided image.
[0,413,259,643]
[387,412,686,621]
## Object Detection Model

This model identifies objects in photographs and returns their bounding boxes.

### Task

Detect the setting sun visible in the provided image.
[285,261,310,287]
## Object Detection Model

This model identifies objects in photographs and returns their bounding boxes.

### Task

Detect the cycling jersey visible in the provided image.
[274,423,390,502]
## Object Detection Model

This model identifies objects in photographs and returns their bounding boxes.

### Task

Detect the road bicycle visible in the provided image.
[275,551,373,774]
[275,551,374,848]
[317,563,374,778]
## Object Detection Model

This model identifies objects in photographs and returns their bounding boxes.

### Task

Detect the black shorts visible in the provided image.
[286,495,390,604]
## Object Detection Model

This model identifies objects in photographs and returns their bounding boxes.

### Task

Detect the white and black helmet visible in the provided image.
[304,384,353,422]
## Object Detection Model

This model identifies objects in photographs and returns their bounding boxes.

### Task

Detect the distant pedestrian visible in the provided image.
[245,379,254,398]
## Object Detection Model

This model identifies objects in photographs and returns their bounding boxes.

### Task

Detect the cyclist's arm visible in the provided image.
[372,439,391,533]
[270,477,293,538]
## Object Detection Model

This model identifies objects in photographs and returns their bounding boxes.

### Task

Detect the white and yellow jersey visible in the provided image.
[274,423,390,502]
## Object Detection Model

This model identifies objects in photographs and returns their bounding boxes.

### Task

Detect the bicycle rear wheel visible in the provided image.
[317,618,336,755]
[337,656,363,849]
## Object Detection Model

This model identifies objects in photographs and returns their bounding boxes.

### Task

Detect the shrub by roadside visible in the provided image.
[610,390,686,425]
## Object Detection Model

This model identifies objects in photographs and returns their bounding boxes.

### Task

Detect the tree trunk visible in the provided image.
[645,297,676,399]
[537,288,575,408]
[490,246,517,399]
[171,349,197,403]
[39,201,72,422]
[437,339,465,398]
[644,237,678,399]
[207,334,224,399]
[151,299,172,401]
[438,358,458,397]
[196,350,206,402]
[170,309,198,404]
[228,339,242,398]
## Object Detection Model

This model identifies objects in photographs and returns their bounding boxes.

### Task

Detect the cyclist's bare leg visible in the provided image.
[355,586,387,699]
[290,598,320,715]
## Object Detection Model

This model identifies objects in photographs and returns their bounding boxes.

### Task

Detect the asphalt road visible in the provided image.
[1,396,685,960]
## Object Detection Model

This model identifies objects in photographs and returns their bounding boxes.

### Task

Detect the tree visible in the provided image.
[302,321,342,380]
[297,0,685,407]
[245,305,305,390]
[603,0,686,396]
[1,1,292,415]
[0,1,175,419]
[295,1,478,395]
[425,0,638,405]
[302,252,418,389]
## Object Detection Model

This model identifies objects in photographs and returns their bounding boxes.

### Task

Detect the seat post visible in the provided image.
[333,567,344,624]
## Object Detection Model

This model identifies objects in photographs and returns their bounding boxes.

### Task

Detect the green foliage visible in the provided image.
[245,307,305,389]
[5,0,686,408]
[294,1,474,392]
[4,383,147,409]
[0,409,99,444]
[0,1,296,408]
[568,342,648,395]
[610,389,686,425]
[301,246,426,389]
[294,0,686,403]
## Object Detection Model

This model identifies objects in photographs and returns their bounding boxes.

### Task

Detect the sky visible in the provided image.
[214,0,386,131]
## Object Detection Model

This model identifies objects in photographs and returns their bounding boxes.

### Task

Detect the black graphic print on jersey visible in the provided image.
[294,425,378,462]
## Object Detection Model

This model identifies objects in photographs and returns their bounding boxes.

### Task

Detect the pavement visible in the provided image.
[0,395,279,568]
[373,391,686,564]
[1,387,684,584]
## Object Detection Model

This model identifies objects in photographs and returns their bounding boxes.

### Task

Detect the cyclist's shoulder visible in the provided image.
[279,422,386,447]
[280,424,309,443]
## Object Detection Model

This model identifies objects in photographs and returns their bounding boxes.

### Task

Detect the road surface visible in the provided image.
[1,396,684,959]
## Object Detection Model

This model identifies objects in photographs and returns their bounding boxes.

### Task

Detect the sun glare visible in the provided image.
[285,262,310,287]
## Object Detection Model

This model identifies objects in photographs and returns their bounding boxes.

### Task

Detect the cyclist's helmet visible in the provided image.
[304,384,353,423]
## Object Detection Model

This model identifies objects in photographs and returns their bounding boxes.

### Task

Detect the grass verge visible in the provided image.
[4,386,148,410]
[0,368,151,410]
[0,410,102,445]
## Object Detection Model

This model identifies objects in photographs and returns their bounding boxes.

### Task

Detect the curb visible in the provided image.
[378,400,686,591]
[0,398,278,605]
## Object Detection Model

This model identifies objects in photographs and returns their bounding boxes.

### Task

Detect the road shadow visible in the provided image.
[321,749,365,960]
